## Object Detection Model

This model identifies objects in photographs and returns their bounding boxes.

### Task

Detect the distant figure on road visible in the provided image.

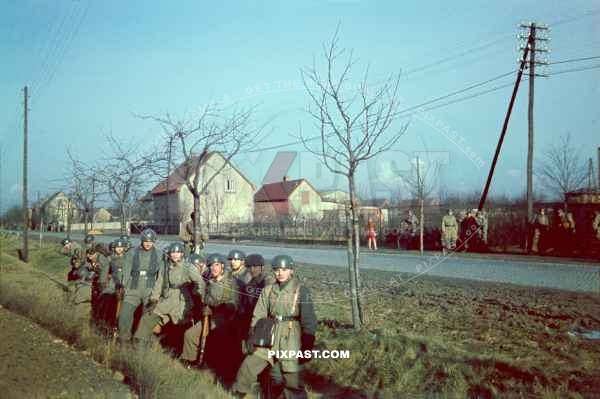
[441,209,458,250]
[366,218,377,251]
[593,210,600,241]
[531,208,549,254]
[475,210,488,247]
[557,208,576,255]
[404,210,419,249]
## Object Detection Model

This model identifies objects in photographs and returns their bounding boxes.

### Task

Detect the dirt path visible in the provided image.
[0,306,133,399]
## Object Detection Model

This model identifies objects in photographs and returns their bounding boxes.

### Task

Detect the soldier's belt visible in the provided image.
[271,315,299,322]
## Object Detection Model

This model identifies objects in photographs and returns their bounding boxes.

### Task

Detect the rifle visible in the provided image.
[111,292,123,346]
[197,312,210,365]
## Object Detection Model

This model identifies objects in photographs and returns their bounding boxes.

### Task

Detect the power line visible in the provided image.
[547,63,600,76]
[549,55,600,65]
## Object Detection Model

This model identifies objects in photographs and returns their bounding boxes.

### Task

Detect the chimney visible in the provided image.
[283,176,288,182]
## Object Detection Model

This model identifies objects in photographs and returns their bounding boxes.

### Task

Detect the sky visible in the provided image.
[1,0,599,211]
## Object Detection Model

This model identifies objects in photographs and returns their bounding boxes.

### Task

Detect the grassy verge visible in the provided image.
[0,237,229,399]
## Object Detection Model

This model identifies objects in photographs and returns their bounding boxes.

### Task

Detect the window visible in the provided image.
[225,177,237,193]
[302,191,310,205]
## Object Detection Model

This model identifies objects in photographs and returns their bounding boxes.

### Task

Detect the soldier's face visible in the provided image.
[274,267,293,283]
[170,251,184,263]
[142,241,153,250]
[210,262,224,277]
[230,259,242,271]
[115,247,125,256]
[249,265,263,278]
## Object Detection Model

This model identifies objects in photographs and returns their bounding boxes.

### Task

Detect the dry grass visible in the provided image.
[2,236,600,398]
[0,237,230,399]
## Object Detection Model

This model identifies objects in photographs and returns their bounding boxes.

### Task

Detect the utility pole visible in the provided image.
[588,157,594,190]
[478,31,533,211]
[519,22,549,224]
[22,86,29,262]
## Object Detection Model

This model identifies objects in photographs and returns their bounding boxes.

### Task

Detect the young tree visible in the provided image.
[536,133,587,200]
[66,150,100,234]
[399,156,440,254]
[300,29,408,329]
[97,134,161,234]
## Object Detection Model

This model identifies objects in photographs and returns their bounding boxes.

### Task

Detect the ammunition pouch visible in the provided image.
[249,318,277,348]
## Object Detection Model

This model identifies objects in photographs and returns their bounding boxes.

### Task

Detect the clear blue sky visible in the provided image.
[1,0,599,210]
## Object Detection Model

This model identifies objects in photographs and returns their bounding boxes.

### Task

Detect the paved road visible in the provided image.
[18,231,600,294]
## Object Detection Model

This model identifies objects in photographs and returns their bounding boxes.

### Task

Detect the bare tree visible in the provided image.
[95,134,161,235]
[66,150,100,234]
[299,29,408,329]
[399,156,440,254]
[139,105,261,250]
[536,133,587,201]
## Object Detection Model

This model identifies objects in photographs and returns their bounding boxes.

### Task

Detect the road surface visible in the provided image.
[15,231,600,294]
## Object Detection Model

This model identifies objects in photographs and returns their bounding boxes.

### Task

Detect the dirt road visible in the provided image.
[0,306,133,399]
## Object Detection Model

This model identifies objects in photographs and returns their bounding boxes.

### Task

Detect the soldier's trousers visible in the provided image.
[118,300,142,342]
[233,355,306,399]
[134,313,162,344]
[181,321,204,362]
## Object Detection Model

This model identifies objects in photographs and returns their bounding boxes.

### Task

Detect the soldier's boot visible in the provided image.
[282,372,307,399]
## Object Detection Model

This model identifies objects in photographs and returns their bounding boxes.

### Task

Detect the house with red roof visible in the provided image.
[150,152,255,232]
[254,176,323,223]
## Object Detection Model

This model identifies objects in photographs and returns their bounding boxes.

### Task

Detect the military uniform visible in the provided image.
[117,230,164,342]
[135,244,206,343]
[181,255,240,365]
[233,256,317,399]
[441,212,458,249]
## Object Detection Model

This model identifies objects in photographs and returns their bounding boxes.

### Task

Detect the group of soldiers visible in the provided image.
[61,230,317,399]
[529,208,600,255]
[441,208,488,252]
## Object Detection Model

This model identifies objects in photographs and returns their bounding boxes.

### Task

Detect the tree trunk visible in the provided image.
[193,193,201,251]
[347,173,365,329]
[120,203,127,235]
[419,198,424,254]
[344,201,361,330]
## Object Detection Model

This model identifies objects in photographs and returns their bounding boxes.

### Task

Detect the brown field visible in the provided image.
[1,236,599,398]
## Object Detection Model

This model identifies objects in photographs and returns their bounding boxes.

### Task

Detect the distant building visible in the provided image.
[150,152,255,233]
[34,191,78,231]
[94,208,112,223]
[254,177,323,224]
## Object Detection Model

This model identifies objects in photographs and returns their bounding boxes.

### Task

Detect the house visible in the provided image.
[94,208,112,223]
[34,191,78,231]
[254,177,323,224]
[150,152,255,233]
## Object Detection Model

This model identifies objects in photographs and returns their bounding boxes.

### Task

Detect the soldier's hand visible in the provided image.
[145,299,158,314]
[202,306,212,317]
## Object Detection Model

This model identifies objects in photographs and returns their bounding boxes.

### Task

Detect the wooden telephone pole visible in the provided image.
[518,22,549,223]
[22,86,29,262]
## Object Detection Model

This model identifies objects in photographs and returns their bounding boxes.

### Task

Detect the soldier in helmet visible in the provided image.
[233,255,317,399]
[134,242,206,346]
[181,253,240,376]
[84,234,96,250]
[62,238,83,285]
[441,209,458,250]
[61,237,83,262]
[96,239,127,333]
[86,244,111,329]
[229,249,251,285]
[117,228,164,343]
[239,254,274,346]
[120,234,131,252]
